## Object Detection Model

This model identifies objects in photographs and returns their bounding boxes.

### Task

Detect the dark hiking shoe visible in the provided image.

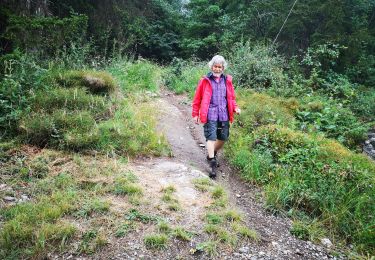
[207,152,220,167]
[208,158,217,178]
[214,151,220,168]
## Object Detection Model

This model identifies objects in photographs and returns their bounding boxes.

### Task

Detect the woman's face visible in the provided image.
[212,63,224,76]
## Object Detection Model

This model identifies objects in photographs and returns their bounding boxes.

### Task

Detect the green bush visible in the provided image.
[0,52,50,136]
[295,96,368,149]
[227,42,287,90]
[227,88,375,252]
[350,86,375,121]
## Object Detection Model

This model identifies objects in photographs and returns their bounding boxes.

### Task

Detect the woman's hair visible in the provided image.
[208,55,228,69]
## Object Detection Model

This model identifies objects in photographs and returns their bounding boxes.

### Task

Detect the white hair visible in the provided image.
[208,55,228,69]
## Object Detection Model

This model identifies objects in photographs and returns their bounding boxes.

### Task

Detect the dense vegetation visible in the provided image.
[0,0,374,257]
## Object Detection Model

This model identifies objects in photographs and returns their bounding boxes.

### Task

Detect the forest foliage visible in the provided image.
[0,0,374,257]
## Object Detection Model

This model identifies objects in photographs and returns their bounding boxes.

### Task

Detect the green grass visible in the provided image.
[115,223,133,238]
[17,59,170,157]
[113,172,143,196]
[171,227,192,241]
[161,185,176,193]
[107,59,162,92]
[56,70,117,94]
[216,229,237,245]
[205,213,223,224]
[0,190,78,259]
[0,58,174,258]
[73,198,110,218]
[204,224,220,234]
[232,223,258,241]
[125,209,159,224]
[226,89,375,253]
[144,233,168,250]
[211,185,226,199]
[290,219,326,242]
[157,221,172,234]
[192,177,213,192]
[164,59,207,96]
[30,87,109,112]
[224,209,242,222]
[79,229,108,254]
[167,203,181,211]
[161,193,173,202]
[196,241,218,257]
[160,184,180,211]
[113,182,143,196]
[0,150,151,259]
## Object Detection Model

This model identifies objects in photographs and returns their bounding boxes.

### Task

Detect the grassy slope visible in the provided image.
[0,59,170,259]
[165,66,375,255]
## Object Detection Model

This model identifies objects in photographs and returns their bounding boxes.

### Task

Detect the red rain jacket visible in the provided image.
[192,74,238,124]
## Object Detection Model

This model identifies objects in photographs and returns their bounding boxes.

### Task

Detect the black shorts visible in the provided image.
[203,121,230,141]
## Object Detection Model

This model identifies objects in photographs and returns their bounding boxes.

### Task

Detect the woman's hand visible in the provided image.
[235,108,241,114]
[193,116,199,124]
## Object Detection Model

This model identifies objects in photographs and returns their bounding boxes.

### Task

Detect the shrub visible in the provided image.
[227,42,287,90]
[295,96,368,149]
[350,86,375,121]
[0,52,49,136]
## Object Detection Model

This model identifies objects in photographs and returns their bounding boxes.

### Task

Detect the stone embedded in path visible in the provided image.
[239,246,250,253]
[3,196,16,202]
[320,238,333,248]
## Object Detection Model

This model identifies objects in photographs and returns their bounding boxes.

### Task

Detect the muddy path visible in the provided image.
[157,89,337,260]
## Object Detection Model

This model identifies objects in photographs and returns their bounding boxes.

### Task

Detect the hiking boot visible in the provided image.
[207,152,220,167]
[208,158,217,178]
[214,151,220,167]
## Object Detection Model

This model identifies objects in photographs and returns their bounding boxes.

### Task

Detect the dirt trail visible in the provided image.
[97,90,338,260]
[154,89,337,259]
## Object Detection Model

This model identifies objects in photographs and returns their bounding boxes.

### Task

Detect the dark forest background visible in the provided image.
[1,0,374,84]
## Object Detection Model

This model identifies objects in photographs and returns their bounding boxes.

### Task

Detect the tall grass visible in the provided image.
[226,91,375,253]
[164,58,207,96]
[0,54,169,156]
[107,59,163,93]
[0,190,78,258]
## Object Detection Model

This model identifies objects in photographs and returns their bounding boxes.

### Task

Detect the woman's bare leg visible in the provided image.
[214,140,225,153]
[206,140,215,158]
